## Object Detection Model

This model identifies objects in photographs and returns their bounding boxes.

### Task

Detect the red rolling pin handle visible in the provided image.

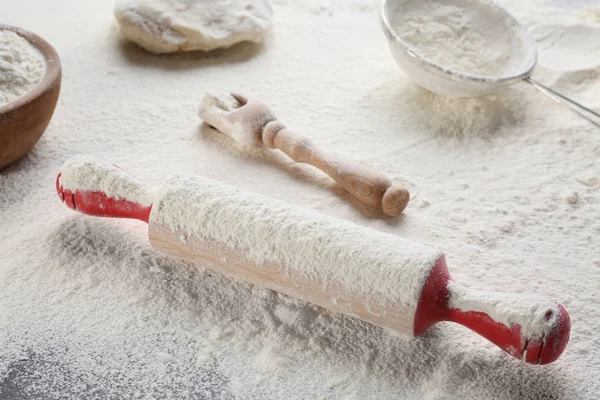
[414,257,570,365]
[56,172,152,223]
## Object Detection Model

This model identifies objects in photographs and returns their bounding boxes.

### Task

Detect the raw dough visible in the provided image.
[114,0,273,54]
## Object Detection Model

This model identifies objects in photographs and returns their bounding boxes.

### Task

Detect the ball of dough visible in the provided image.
[114,0,273,54]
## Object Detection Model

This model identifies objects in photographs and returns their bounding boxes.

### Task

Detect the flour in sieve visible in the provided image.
[391,0,520,77]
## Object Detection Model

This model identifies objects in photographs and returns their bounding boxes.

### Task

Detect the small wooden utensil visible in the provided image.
[199,93,410,217]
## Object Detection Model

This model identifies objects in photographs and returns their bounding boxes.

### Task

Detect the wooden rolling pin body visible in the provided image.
[148,173,434,334]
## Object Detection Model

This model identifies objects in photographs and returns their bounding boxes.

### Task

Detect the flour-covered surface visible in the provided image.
[1,0,599,398]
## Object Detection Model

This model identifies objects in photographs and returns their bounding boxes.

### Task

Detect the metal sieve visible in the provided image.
[381,0,600,128]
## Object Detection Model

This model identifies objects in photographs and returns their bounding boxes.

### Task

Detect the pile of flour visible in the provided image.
[0,30,46,107]
[391,0,522,77]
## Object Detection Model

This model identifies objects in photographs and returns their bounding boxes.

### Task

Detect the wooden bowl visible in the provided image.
[0,25,61,169]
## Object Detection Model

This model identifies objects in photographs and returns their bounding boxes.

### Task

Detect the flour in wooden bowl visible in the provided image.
[0,30,46,107]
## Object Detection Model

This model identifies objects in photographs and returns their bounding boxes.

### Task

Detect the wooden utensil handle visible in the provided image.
[263,122,409,216]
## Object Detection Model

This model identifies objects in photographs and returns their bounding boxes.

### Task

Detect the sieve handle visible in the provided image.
[526,78,600,129]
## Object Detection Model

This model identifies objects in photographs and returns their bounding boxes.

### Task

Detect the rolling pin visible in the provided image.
[56,156,570,364]
[199,92,410,217]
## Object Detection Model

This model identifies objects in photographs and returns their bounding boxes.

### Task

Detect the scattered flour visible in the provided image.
[0,30,46,108]
[565,191,579,204]
[114,0,273,53]
[391,0,523,77]
[531,23,600,70]
[1,0,600,398]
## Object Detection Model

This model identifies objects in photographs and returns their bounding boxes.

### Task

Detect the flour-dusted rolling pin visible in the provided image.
[199,93,410,217]
[56,156,570,364]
